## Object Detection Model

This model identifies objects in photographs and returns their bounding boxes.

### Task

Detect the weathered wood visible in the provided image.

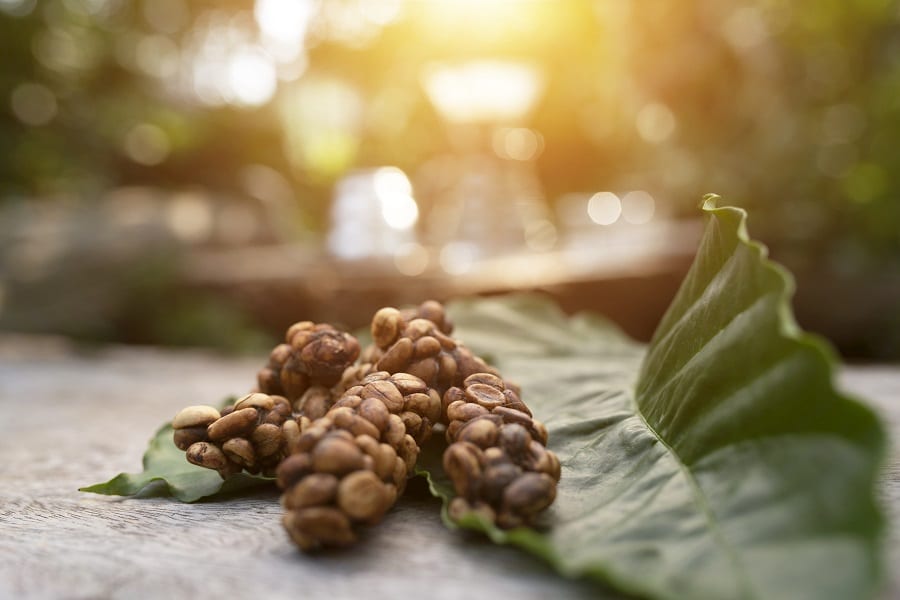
[0,336,897,599]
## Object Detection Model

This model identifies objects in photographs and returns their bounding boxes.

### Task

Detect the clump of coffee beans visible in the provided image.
[442,373,559,528]
[170,300,560,551]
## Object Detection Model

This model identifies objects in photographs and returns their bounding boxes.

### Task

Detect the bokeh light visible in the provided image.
[10,83,57,126]
[621,191,656,225]
[587,192,622,226]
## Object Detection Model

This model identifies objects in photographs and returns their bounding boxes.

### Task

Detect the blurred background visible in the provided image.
[1,0,898,358]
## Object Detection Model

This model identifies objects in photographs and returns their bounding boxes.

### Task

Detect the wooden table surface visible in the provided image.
[1,335,897,599]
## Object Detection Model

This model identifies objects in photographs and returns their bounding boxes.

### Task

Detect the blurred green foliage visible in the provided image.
[0,0,898,352]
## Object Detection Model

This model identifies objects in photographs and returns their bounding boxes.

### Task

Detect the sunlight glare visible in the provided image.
[255,0,314,61]
[422,61,543,123]
[227,47,278,106]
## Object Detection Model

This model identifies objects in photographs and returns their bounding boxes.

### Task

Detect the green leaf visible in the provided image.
[421,199,885,600]
[81,403,274,502]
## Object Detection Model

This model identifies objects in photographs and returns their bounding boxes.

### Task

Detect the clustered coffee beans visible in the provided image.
[171,300,560,551]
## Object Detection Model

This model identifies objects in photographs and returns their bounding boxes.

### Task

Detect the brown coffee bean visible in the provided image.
[300,332,360,385]
[268,343,292,366]
[271,395,292,416]
[277,453,313,489]
[360,371,389,385]
[482,447,507,466]
[436,353,458,389]
[328,406,355,430]
[445,420,463,442]
[326,429,355,443]
[173,426,207,451]
[349,415,380,439]
[447,400,489,423]
[496,511,524,529]
[465,383,506,410]
[492,405,533,428]
[358,397,390,432]
[354,434,378,454]
[406,358,438,383]
[401,392,431,417]
[376,337,413,373]
[207,407,258,442]
[372,443,398,481]
[502,473,556,517]
[257,368,281,396]
[389,372,427,395]
[391,456,408,489]
[251,423,283,458]
[452,347,486,381]
[531,419,549,446]
[481,463,523,504]
[288,506,356,547]
[399,411,422,437]
[173,405,221,430]
[448,497,472,523]
[223,437,256,468]
[443,442,483,499]
[234,392,274,411]
[503,390,531,416]
[279,363,310,400]
[383,483,398,507]
[282,473,338,509]
[282,513,317,551]
[417,300,447,331]
[402,318,434,340]
[414,336,441,359]
[332,393,362,411]
[457,417,499,449]
[363,380,404,413]
[531,440,561,482]
[312,436,365,475]
[463,373,504,389]
[282,419,300,454]
[371,307,402,348]
[362,453,376,472]
[397,434,420,472]
[296,422,330,453]
[337,470,391,522]
[186,442,229,471]
[285,321,315,346]
[499,423,532,458]
[263,409,287,427]
[298,386,333,418]
[441,386,463,421]
[384,414,406,446]
[448,497,496,524]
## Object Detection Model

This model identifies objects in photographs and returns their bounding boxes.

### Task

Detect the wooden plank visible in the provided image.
[0,336,896,599]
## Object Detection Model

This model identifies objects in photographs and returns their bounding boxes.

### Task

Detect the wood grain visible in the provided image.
[0,335,896,599]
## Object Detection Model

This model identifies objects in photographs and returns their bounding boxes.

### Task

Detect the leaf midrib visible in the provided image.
[632,403,754,599]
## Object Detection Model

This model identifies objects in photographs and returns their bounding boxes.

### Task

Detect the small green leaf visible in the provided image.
[81,403,273,502]
[420,202,885,600]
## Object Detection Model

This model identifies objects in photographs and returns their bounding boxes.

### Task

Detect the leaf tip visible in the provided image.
[700,193,721,210]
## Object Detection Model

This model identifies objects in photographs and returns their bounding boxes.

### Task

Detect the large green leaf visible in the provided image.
[81,410,274,502]
[419,198,885,600]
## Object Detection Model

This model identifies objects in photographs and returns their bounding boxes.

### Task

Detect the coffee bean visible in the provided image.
[282,473,338,509]
[172,405,221,430]
[337,471,391,522]
[312,436,365,475]
[371,307,402,348]
[173,425,207,451]
[207,408,258,442]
